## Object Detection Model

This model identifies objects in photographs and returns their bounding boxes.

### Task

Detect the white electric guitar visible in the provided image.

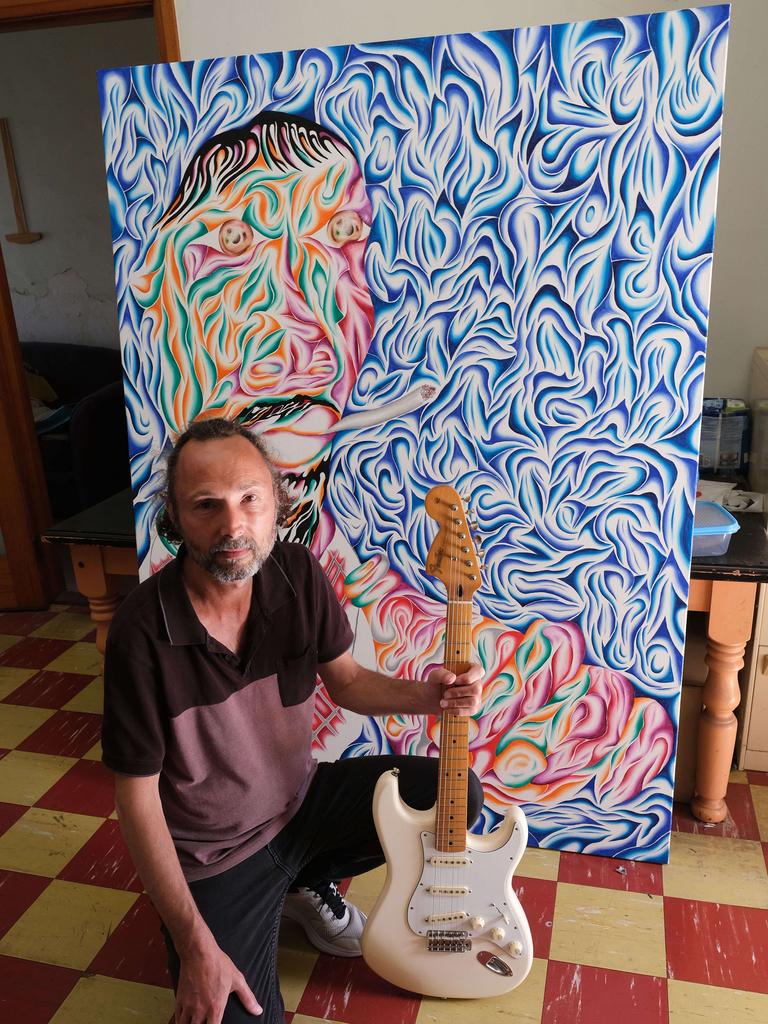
[362,484,533,997]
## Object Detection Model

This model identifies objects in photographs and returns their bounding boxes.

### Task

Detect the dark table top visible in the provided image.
[42,491,768,584]
[690,510,768,582]
[42,489,136,547]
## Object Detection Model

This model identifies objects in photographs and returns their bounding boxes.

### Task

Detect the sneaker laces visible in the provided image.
[310,882,347,920]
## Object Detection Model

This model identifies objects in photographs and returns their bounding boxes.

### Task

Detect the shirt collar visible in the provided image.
[157,543,296,647]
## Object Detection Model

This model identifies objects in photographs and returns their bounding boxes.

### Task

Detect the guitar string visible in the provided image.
[432,489,473,937]
[449,492,462,926]
[449,496,457,924]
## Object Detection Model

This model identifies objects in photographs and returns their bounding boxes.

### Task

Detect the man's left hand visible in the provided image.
[426,665,483,716]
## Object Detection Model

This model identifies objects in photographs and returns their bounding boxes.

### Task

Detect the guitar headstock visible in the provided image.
[425,484,482,600]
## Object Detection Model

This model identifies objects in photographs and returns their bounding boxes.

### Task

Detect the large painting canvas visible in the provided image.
[99,6,730,861]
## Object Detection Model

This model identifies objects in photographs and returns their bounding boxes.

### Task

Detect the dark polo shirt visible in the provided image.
[102,541,353,881]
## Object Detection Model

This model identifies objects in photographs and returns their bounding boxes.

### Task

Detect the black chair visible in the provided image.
[20,342,131,519]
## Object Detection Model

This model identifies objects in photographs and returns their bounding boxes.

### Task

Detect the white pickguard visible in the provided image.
[362,769,534,998]
[407,826,529,957]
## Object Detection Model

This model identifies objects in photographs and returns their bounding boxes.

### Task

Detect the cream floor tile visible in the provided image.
[0,634,22,655]
[668,979,768,1021]
[45,641,103,675]
[0,665,35,699]
[82,738,102,761]
[752,784,768,842]
[31,612,95,642]
[518,846,560,881]
[0,806,103,876]
[292,1016,345,1024]
[63,676,104,714]
[277,922,320,1012]
[0,749,76,804]
[0,879,137,970]
[344,864,387,915]
[50,974,174,1024]
[730,769,750,785]
[0,704,54,747]
[416,956,547,1022]
[664,833,768,908]
[549,882,666,977]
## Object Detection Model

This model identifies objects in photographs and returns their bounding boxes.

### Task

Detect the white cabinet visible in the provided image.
[737,583,768,771]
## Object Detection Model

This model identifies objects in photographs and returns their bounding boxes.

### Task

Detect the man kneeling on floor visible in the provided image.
[102,417,484,1024]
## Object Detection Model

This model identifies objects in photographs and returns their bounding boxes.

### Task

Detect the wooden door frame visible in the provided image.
[0,0,178,608]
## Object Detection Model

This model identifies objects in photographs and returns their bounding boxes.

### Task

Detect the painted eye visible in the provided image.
[218,219,254,256]
[327,210,365,245]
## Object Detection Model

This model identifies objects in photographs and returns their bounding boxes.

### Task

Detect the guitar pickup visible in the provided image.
[427,929,472,952]
[429,856,470,866]
[425,911,469,923]
[426,886,470,896]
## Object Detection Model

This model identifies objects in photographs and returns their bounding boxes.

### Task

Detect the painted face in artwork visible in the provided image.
[132,114,375,545]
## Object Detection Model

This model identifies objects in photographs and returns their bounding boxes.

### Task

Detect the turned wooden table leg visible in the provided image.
[69,543,120,656]
[691,579,756,823]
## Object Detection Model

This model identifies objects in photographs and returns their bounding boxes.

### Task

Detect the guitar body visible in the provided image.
[362,769,534,997]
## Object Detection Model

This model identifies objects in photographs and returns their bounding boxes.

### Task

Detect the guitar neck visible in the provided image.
[435,595,473,853]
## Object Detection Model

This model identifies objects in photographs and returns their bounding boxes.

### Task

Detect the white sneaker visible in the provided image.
[282,882,366,957]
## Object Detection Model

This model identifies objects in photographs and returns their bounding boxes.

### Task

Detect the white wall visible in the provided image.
[175,0,768,401]
[0,18,158,349]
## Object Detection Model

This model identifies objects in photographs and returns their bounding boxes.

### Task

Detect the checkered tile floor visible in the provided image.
[1,605,767,1023]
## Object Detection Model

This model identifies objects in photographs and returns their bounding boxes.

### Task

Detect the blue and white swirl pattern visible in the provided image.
[100,6,729,859]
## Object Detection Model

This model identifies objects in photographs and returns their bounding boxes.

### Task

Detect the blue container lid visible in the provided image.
[693,500,739,536]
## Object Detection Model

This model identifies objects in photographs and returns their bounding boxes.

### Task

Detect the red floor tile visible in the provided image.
[665,896,768,993]
[0,953,80,1024]
[672,781,760,841]
[542,961,668,1023]
[0,636,73,669]
[763,842,768,875]
[58,818,142,891]
[0,801,27,838]
[516,875,556,959]
[557,851,663,895]
[3,669,94,709]
[297,953,421,1024]
[0,610,56,636]
[16,709,102,758]
[0,870,50,939]
[88,894,172,988]
[36,758,115,817]
[748,771,768,786]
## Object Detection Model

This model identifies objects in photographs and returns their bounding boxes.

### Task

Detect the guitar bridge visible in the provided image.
[426,929,472,953]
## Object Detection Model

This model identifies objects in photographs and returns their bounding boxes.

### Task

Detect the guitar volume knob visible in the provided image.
[470,916,485,930]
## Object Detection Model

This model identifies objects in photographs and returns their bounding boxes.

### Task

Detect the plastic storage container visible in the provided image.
[692,500,739,557]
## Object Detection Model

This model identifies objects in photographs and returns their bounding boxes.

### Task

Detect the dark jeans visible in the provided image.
[164,755,484,1023]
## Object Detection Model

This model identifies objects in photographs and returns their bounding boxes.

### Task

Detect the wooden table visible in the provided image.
[43,493,768,824]
[688,512,768,822]
[42,489,138,655]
